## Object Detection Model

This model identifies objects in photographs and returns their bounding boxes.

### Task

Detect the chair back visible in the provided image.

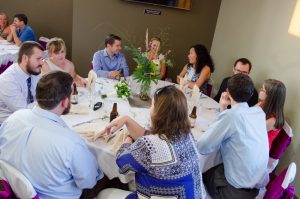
[0,61,13,74]
[206,78,214,97]
[268,122,293,173]
[0,160,39,199]
[38,37,49,50]
[264,162,296,199]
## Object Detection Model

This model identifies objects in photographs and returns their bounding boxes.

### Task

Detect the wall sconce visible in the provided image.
[289,0,300,37]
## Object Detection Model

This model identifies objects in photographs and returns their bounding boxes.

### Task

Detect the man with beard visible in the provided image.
[0,71,103,199]
[0,41,43,125]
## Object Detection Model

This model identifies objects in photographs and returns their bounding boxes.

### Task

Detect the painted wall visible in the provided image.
[211,0,300,194]
[72,0,221,80]
[1,0,73,58]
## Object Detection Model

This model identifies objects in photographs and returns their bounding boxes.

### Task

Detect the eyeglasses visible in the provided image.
[234,68,249,75]
[154,85,175,97]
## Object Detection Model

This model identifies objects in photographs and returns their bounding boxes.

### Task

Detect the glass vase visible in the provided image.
[139,81,151,101]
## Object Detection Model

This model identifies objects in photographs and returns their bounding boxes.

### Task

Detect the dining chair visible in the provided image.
[38,36,49,50]
[268,121,293,174]
[263,162,296,199]
[97,188,132,199]
[206,78,214,97]
[0,160,39,199]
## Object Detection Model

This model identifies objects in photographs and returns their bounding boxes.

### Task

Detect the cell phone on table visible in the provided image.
[93,102,103,111]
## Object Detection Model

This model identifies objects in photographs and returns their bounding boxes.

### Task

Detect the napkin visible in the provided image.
[93,128,129,152]
[69,104,89,114]
[110,129,129,153]
[191,85,200,108]
[73,123,105,141]
[87,70,97,91]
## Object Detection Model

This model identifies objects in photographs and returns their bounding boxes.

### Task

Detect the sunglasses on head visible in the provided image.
[154,85,175,97]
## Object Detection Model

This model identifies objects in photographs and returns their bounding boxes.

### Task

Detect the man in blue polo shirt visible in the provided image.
[92,34,129,79]
[7,14,36,46]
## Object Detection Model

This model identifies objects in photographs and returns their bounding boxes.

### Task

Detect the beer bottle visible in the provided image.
[189,106,197,128]
[71,83,78,104]
[119,69,125,81]
[110,103,119,122]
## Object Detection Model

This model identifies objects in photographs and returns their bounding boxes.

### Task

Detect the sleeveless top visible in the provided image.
[185,64,209,95]
[44,59,64,73]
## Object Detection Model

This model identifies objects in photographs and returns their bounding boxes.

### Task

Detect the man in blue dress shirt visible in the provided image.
[0,41,44,125]
[197,74,269,199]
[0,71,103,199]
[7,14,36,46]
[92,34,129,79]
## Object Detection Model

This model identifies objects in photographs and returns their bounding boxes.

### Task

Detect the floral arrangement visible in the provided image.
[114,80,131,99]
[125,29,173,100]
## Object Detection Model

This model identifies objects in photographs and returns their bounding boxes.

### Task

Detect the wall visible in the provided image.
[1,0,73,58]
[72,0,221,79]
[211,0,300,194]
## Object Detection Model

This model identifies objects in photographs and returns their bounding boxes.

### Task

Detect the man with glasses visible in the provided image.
[214,58,258,106]
[197,74,269,199]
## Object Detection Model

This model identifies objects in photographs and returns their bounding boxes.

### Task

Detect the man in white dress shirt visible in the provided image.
[0,41,44,124]
[0,71,103,199]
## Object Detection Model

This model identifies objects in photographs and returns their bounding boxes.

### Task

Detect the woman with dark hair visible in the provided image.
[104,86,205,199]
[177,44,214,95]
[258,79,286,149]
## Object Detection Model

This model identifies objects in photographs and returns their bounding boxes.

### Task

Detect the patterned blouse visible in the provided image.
[185,64,209,95]
[116,133,206,199]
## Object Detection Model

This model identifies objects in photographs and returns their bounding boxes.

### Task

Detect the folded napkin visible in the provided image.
[191,85,200,108]
[69,104,89,114]
[93,128,129,153]
[110,129,129,153]
[73,123,105,141]
[87,70,97,91]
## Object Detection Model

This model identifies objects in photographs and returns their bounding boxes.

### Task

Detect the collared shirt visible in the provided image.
[197,103,269,189]
[16,25,36,42]
[0,106,103,199]
[92,48,129,78]
[0,63,40,124]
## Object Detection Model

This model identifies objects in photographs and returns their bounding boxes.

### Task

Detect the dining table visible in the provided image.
[0,40,19,73]
[61,77,222,185]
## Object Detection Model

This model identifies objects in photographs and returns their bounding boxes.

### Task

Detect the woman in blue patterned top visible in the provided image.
[105,86,205,199]
[177,44,214,95]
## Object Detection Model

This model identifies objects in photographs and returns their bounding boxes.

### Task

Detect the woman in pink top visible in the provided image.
[258,79,286,149]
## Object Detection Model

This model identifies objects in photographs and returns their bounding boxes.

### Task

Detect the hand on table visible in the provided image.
[105,116,128,135]
[108,70,120,79]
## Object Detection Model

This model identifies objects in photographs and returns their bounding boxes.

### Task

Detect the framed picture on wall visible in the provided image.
[124,0,191,10]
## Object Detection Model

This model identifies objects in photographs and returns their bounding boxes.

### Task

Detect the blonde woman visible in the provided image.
[42,37,87,87]
[146,37,167,79]
[0,13,10,39]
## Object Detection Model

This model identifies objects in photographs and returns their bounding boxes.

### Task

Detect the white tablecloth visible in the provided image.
[0,40,19,66]
[62,77,222,183]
